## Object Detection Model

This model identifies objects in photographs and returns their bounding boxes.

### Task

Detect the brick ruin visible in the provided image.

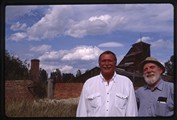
[30,59,40,82]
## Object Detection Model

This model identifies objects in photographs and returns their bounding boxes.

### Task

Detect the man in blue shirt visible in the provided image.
[135,57,174,117]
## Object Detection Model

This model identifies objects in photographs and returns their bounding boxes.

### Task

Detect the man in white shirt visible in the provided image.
[76,51,138,117]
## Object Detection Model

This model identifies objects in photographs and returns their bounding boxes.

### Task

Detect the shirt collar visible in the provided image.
[145,79,163,91]
[100,72,116,83]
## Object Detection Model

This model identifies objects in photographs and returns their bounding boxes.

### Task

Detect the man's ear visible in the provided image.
[159,67,163,75]
[99,62,101,67]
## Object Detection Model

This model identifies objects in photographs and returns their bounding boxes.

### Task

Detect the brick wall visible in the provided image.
[5,80,34,102]
[5,80,84,103]
[54,83,83,99]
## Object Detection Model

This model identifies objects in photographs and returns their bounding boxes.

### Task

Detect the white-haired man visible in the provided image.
[135,57,174,117]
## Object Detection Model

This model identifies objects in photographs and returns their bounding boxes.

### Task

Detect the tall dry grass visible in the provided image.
[5,97,79,117]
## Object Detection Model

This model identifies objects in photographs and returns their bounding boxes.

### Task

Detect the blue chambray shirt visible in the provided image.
[135,79,174,117]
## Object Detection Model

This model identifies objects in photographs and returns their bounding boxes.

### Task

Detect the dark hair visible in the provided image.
[99,50,117,64]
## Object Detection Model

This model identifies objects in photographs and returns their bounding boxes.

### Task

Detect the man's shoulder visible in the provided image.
[116,73,128,78]
[84,75,100,84]
[135,85,146,92]
[89,74,100,80]
[162,79,173,84]
[116,73,132,82]
[161,79,174,88]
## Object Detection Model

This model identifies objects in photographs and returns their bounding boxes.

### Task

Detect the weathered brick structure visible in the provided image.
[30,59,40,82]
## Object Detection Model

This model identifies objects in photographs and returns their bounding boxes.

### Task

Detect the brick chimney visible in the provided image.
[31,59,40,82]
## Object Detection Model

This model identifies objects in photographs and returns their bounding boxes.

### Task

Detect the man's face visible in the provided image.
[99,54,116,76]
[143,63,163,85]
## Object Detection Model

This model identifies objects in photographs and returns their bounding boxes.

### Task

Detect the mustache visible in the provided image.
[103,65,112,68]
[144,72,155,77]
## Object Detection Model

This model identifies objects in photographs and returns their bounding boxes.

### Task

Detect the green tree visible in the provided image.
[62,73,75,83]
[5,50,29,80]
[39,68,48,81]
[76,69,82,77]
[50,69,62,82]
[165,55,174,76]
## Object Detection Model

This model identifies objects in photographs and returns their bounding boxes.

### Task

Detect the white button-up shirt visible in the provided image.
[76,72,138,117]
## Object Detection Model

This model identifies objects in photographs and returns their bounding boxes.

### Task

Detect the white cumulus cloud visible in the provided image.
[38,45,103,61]
[89,14,111,22]
[98,42,124,48]
[136,37,173,50]
[60,65,73,73]
[9,32,27,41]
[38,50,66,61]
[65,14,126,38]
[10,22,27,31]
[62,46,103,61]
[151,39,173,49]
[30,44,52,53]
[27,5,72,40]
[136,36,151,43]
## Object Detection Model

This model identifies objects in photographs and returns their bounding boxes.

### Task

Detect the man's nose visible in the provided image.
[146,68,152,73]
[105,60,111,64]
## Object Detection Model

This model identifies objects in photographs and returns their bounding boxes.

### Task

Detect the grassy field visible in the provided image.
[5,97,79,117]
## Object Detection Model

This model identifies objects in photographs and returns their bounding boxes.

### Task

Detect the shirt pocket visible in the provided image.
[115,93,128,109]
[87,93,101,108]
[155,102,167,116]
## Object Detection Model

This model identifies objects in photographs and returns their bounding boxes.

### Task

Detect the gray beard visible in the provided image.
[143,72,160,85]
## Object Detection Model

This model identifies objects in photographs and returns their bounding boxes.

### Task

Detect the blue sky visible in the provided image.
[5,4,174,77]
